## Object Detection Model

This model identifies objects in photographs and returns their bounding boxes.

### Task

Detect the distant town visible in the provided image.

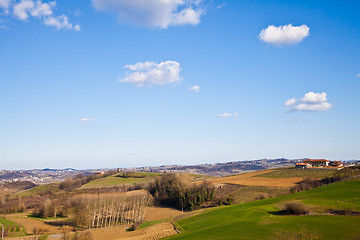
[1,158,359,185]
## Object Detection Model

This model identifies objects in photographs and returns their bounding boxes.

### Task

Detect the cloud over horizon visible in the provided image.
[259,24,310,46]
[119,61,182,87]
[285,92,332,112]
[91,0,204,29]
[217,113,238,118]
[80,118,96,122]
[189,85,200,92]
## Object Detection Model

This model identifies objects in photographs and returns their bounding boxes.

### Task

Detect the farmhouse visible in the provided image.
[303,159,330,167]
[295,163,311,169]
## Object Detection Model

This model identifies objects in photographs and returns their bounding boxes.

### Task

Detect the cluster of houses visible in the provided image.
[295,159,343,169]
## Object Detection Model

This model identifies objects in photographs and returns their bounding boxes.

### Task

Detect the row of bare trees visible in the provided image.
[72,192,152,228]
[0,195,25,214]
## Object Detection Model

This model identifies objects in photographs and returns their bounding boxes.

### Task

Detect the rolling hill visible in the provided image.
[165,179,360,240]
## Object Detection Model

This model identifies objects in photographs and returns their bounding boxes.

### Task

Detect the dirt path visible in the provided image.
[208,170,303,187]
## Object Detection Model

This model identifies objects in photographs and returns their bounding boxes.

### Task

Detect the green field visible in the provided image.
[256,168,338,179]
[165,179,360,240]
[15,183,59,197]
[81,172,160,188]
[230,185,289,203]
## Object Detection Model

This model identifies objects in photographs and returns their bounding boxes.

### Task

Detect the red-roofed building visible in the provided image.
[303,159,330,167]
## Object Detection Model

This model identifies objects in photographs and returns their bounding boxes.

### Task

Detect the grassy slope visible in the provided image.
[15,183,58,197]
[81,172,160,188]
[166,179,360,240]
[256,168,338,179]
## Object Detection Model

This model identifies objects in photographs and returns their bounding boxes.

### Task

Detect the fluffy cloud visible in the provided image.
[119,61,182,87]
[91,0,204,29]
[44,15,77,30]
[13,0,54,20]
[80,118,96,122]
[259,24,310,46]
[11,0,80,30]
[189,85,200,92]
[357,73,360,77]
[285,92,332,112]
[217,113,238,118]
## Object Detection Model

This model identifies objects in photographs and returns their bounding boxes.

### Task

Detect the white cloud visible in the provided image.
[124,61,157,71]
[169,7,202,26]
[217,113,238,118]
[31,0,55,17]
[0,0,11,10]
[13,0,54,20]
[284,98,296,106]
[119,61,182,87]
[44,15,72,30]
[13,0,34,20]
[259,24,310,46]
[80,118,96,122]
[301,92,327,103]
[12,0,80,31]
[73,24,80,31]
[189,85,200,92]
[91,0,204,29]
[356,73,360,78]
[285,92,332,112]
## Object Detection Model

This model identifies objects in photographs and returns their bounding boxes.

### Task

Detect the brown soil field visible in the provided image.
[88,207,181,240]
[4,236,40,240]
[144,207,182,221]
[208,170,303,188]
[90,222,177,240]
[7,212,61,234]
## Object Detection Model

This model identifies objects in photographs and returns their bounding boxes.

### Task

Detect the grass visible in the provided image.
[15,183,59,197]
[256,168,337,179]
[138,219,164,229]
[164,179,360,240]
[230,186,289,203]
[117,172,161,178]
[82,172,159,188]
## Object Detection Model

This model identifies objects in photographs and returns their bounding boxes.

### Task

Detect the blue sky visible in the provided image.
[0,0,359,170]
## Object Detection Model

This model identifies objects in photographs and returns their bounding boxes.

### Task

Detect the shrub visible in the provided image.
[284,201,308,215]
[74,230,94,240]
[61,225,72,240]
[257,194,266,200]
[32,226,50,234]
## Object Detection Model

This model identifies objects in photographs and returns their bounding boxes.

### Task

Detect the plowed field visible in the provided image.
[208,170,303,187]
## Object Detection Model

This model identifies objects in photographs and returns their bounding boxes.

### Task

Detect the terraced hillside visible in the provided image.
[165,179,360,240]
